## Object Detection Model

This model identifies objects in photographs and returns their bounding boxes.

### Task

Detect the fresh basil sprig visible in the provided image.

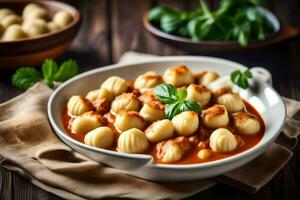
[155,83,202,119]
[230,69,253,89]
[12,59,78,89]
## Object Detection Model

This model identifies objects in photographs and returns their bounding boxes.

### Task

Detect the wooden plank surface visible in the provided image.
[0,0,300,199]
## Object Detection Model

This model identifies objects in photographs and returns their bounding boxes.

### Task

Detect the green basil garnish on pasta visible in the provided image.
[155,83,202,119]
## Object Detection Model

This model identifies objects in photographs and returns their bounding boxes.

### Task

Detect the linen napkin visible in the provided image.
[0,52,297,199]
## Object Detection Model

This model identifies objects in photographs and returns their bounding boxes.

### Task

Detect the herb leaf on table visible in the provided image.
[12,59,79,89]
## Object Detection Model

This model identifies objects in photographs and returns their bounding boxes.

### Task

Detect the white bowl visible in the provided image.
[48,56,286,181]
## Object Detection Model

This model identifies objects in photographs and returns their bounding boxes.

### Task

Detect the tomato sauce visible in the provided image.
[61,99,264,165]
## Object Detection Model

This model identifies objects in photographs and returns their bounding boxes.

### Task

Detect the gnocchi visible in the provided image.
[62,65,264,164]
[114,110,146,132]
[232,112,261,135]
[186,84,211,106]
[67,95,93,116]
[203,104,229,128]
[0,3,73,42]
[2,24,27,41]
[209,128,238,153]
[111,93,140,114]
[172,111,199,136]
[86,88,114,102]
[22,19,49,37]
[53,10,73,28]
[139,101,165,122]
[145,119,174,142]
[84,127,114,149]
[71,112,102,134]
[117,128,149,153]
[134,71,163,90]
[163,65,193,86]
[198,71,219,86]
[1,15,22,29]
[100,76,128,96]
[216,93,245,113]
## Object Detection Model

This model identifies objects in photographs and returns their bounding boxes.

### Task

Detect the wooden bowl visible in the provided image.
[0,0,81,69]
[143,8,300,53]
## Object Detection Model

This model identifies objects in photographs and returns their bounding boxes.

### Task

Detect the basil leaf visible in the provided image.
[148,6,176,23]
[42,59,58,80]
[244,69,252,78]
[165,102,181,119]
[155,83,177,104]
[12,67,42,89]
[160,12,187,33]
[176,89,187,102]
[230,69,253,89]
[180,100,202,113]
[53,59,78,82]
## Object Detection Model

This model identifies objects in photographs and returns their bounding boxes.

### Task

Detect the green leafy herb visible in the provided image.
[155,83,202,119]
[230,69,253,89]
[52,59,78,82]
[148,0,275,46]
[12,59,79,89]
[12,68,42,89]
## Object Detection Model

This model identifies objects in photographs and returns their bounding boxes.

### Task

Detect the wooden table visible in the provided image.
[1,0,300,199]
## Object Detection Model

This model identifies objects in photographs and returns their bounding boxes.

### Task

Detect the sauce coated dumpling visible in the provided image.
[0,8,14,21]
[134,71,163,90]
[198,71,219,86]
[187,84,211,106]
[172,111,199,136]
[145,119,174,142]
[53,10,73,28]
[209,128,238,153]
[203,104,229,128]
[157,137,191,163]
[111,93,140,114]
[162,143,184,163]
[67,95,93,116]
[163,65,193,87]
[84,127,114,149]
[232,112,261,135]
[138,90,158,104]
[139,101,165,122]
[22,19,49,37]
[216,93,245,113]
[114,111,146,132]
[100,76,128,96]
[71,112,102,134]
[86,88,113,102]
[1,15,22,29]
[2,25,27,41]
[117,128,149,153]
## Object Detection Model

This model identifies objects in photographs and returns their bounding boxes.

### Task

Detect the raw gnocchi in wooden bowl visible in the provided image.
[0,0,80,68]
[48,56,286,181]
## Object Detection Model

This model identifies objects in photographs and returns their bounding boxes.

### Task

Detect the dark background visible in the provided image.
[1,0,300,199]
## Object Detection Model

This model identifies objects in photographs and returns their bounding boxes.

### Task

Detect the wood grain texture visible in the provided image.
[0,0,300,199]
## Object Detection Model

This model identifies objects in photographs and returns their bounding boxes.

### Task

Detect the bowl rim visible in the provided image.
[48,56,286,169]
[0,0,80,44]
[143,7,281,46]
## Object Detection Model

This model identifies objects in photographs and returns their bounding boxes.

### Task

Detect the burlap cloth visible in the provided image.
[0,52,298,199]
